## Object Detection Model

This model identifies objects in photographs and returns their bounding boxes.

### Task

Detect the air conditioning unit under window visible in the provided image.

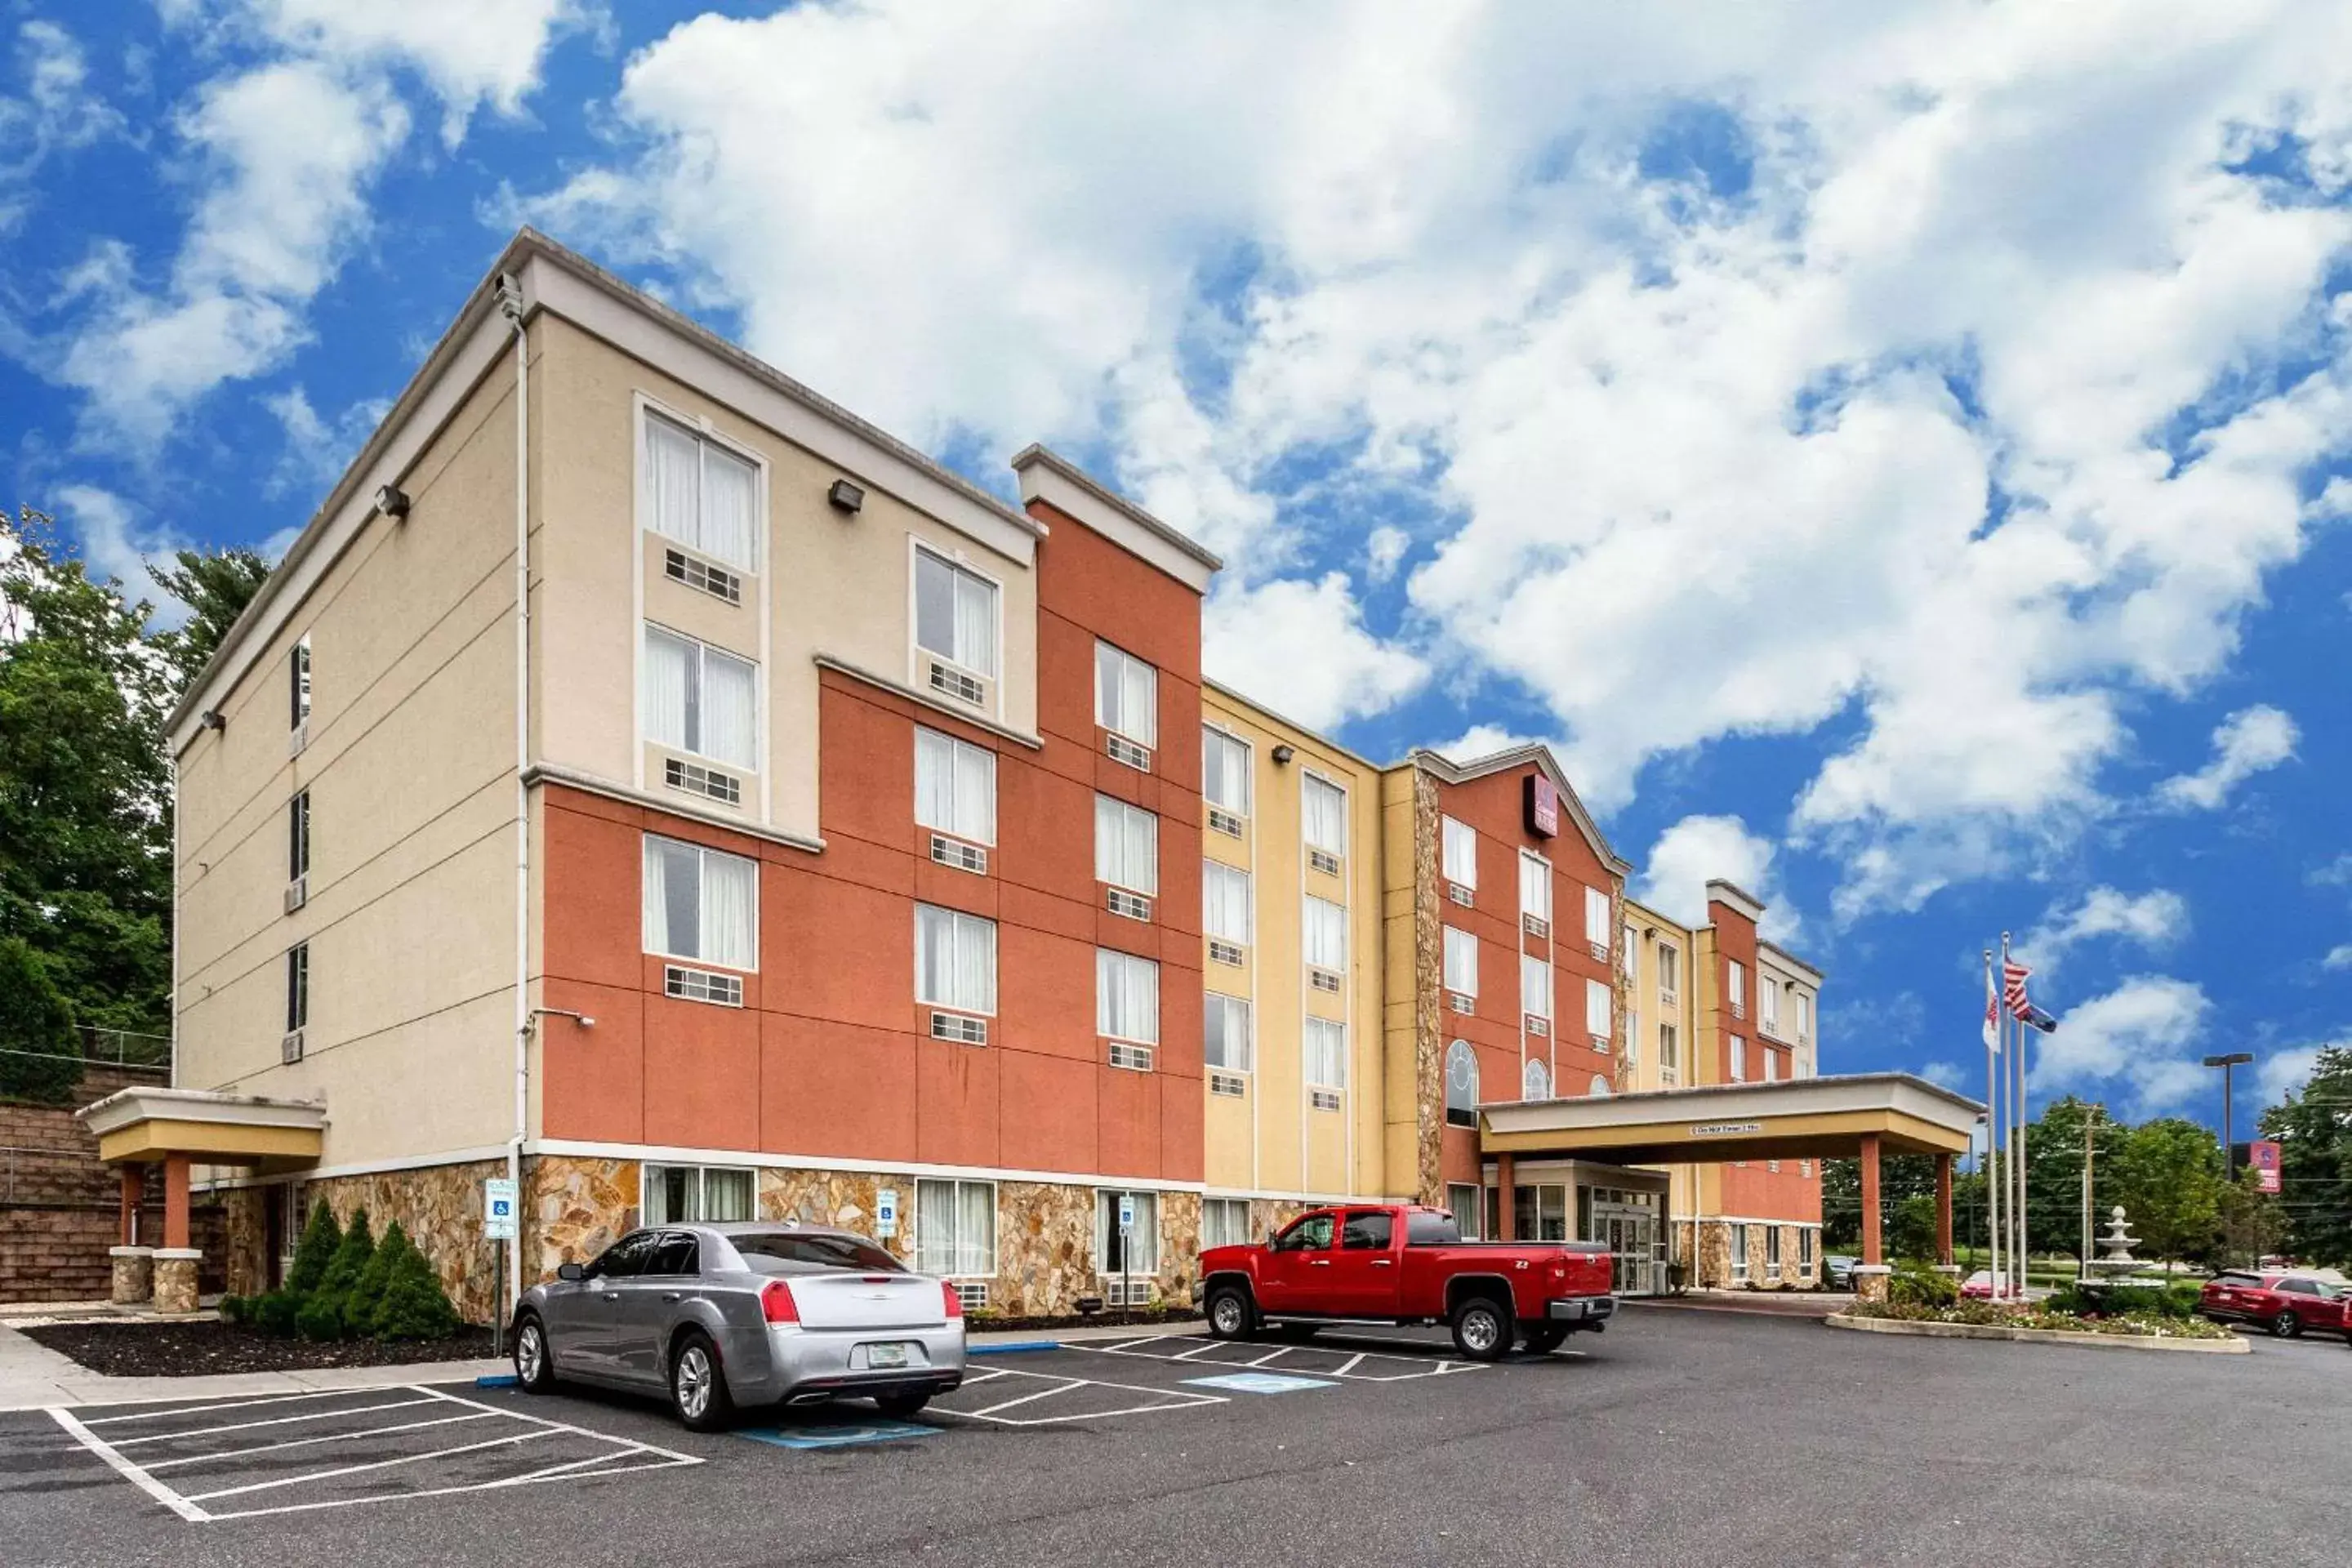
[926,660,985,707]
[1307,849,1341,877]
[1588,940,1609,963]
[1526,1014,1549,1037]
[1523,913,1549,940]
[929,835,988,875]
[281,1029,305,1064]
[1309,1089,1342,1111]
[666,965,744,1007]
[287,721,308,758]
[1448,991,1473,1013]
[952,1281,989,1312]
[1447,883,1473,906]
[1207,807,1243,838]
[930,1012,988,1045]
[1591,1036,1611,1054]
[1731,1002,1746,1020]
[1659,988,1679,1009]
[1207,938,1245,967]
[283,876,307,914]
[664,757,742,806]
[1309,968,1343,994]
[1105,1278,1157,1307]
[1209,1071,1246,1098]
[1107,1041,1154,1071]
[664,547,742,605]
[1107,887,1153,921]
[1106,733,1152,771]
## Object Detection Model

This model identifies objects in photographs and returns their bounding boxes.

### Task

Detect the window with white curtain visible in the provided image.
[1761,974,1781,1035]
[1096,1190,1159,1276]
[1202,728,1250,813]
[1202,1197,1251,1250]
[1520,853,1550,921]
[1658,942,1680,993]
[1763,1047,1779,1082]
[1094,641,1158,748]
[914,728,996,844]
[1094,796,1159,893]
[1097,950,1159,1043]
[1729,960,1746,1008]
[1522,1058,1552,1100]
[642,835,757,969]
[1441,816,1477,889]
[1795,990,1811,1039]
[1303,896,1348,971]
[642,625,758,770]
[1626,1009,1641,1065]
[1660,1022,1678,1071]
[645,412,758,570]
[1731,1035,1748,1080]
[1585,978,1611,1039]
[1303,1018,1347,1089]
[642,1164,755,1224]
[1584,886,1611,942]
[1521,953,1552,1021]
[1202,862,1252,944]
[915,1178,996,1277]
[913,546,998,678]
[1205,994,1253,1071]
[915,905,996,1014]
[1302,775,1347,854]
[1443,927,1477,995]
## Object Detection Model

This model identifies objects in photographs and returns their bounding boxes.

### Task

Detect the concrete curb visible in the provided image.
[1824,1312,2249,1354]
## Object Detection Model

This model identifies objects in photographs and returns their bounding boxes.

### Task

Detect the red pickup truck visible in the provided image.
[1198,1204,1615,1360]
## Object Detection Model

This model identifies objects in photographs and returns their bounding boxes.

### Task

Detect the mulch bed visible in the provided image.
[21,1320,499,1378]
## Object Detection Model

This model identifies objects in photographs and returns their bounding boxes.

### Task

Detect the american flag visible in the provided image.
[2002,959,2033,1014]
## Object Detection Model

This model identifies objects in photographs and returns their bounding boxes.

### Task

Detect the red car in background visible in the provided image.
[2198,1272,2351,1339]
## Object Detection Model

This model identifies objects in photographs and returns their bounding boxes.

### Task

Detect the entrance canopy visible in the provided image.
[78,1086,326,1170]
[1479,1072,1982,1165]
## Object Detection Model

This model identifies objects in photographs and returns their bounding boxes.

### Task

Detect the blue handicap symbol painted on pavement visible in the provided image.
[735,1420,938,1450]
[1182,1373,1336,1395]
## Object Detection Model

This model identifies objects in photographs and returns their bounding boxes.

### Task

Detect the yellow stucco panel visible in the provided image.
[97,1119,325,1166]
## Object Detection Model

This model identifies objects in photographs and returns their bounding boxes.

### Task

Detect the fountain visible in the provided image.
[2079,1204,2165,1303]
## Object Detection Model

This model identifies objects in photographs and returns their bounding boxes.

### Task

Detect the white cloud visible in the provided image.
[1202,572,1427,732]
[2323,944,2352,972]
[1921,1060,1964,1091]
[1365,525,1410,583]
[236,1,587,143]
[2027,974,2212,1113]
[2155,704,2301,810]
[2016,886,2189,976]
[1630,813,1800,942]
[2257,1045,2332,1105]
[53,485,194,628]
[2314,854,2352,890]
[520,1,2352,913]
[0,20,124,232]
[1427,722,1545,763]
[263,384,390,496]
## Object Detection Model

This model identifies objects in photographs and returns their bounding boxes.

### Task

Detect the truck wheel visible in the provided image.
[1205,1285,1256,1340]
[1450,1295,1511,1361]
[1522,1325,1568,1355]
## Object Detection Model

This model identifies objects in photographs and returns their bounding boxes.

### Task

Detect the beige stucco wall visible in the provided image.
[175,336,528,1169]
[528,314,1040,845]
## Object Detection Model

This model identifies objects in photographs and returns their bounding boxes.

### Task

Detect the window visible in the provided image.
[1340,1210,1392,1250]
[1445,1040,1479,1127]
[1795,991,1811,1039]
[1096,1189,1159,1276]
[1202,1197,1251,1251]
[1585,978,1611,1039]
[1731,1225,1749,1274]
[1763,1048,1779,1082]
[915,905,996,1015]
[1625,1008,1640,1066]
[1621,927,1636,978]
[1203,728,1251,815]
[1205,994,1254,1071]
[1660,1022,1678,1071]
[644,1232,702,1276]
[289,635,312,729]
[1729,960,1746,1009]
[1521,953,1552,1022]
[1520,853,1551,924]
[1584,886,1611,943]
[1094,796,1159,893]
[1522,1058,1551,1100]
[1730,1034,1747,1081]
[1443,927,1478,996]
[1270,1214,1334,1252]
[1658,942,1679,995]
[913,546,999,679]
[1444,1184,1481,1240]
[585,1231,656,1281]
[1800,1230,1815,1271]
[1094,641,1158,749]
[1762,975,1781,1035]
[915,1179,996,1277]
[733,1232,902,1274]
[641,1164,754,1224]
[285,942,309,1032]
[645,412,757,569]
[915,728,995,844]
[1097,950,1159,1043]
[1203,862,1251,944]
[1302,775,1347,855]
[1304,896,1348,972]
[287,791,310,882]
[1767,1227,1783,1276]
[1304,1018,1347,1089]
[643,626,758,772]
[1441,816,1478,889]
[1588,1074,1610,1097]
[642,835,758,970]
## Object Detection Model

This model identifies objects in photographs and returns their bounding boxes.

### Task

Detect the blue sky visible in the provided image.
[5,2,2348,1129]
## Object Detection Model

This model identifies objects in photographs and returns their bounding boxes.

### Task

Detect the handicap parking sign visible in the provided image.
[1119,1194,1135,1231]
[483,1178,517,1240]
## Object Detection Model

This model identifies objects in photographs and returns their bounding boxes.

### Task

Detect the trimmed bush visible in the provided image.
[347,1221,408,1338]
[1889,1262,1960,1308]
[216,1294,249,1325]
[252,1290,302,1337]
[370,1234,461,1341]
[285,1204,343,1297]
[298,1209,376,1340]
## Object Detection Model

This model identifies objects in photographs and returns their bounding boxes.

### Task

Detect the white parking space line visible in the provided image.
[108,1396,438,1446]
[180,1428,562,1503]
[44,1409,212,1523]
[932,1365,1227,1427]
[1076,1335,1482,1381]
[140,1411,495,1470]
[82,1390,365,1426]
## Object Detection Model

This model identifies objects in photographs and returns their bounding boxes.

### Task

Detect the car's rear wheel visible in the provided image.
[1450,1295,1510,1361]
[1522,1325,1568,1355]
[512,1313,556,1393]
[874,1392,931,1419]
[2274,1310,2302,1339]
[1205,1284,1256,1340]
[670,1330,735,1432]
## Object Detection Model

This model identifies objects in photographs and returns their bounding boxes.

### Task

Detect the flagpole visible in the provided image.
[2004,930,2025,1299]
[1983,948,2001,1291]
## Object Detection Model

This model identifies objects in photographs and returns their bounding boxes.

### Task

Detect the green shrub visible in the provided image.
[369,1233,461,1341]
[216,1294,249,1325]
[300,1208,375,1339]
[1888,1263,1959,1308]
[252,1290,302,1337]
[0,937,82,1104]
[285,1203,343,1297]
[346,1220,409,1338]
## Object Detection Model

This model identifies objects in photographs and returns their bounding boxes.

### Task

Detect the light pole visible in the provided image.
[2203,1052,2254,1268]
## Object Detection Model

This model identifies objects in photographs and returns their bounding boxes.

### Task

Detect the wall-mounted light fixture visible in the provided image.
[375,483,412,522]
[1272,744,1296,764]
[199,710,228,733]
[827,479,866,514]
[527,1007,597,1031]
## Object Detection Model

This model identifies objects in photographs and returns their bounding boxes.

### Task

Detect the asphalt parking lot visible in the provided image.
[3,1308,2345,1568]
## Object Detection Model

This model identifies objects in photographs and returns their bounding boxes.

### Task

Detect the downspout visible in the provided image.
[498,271,530,1324]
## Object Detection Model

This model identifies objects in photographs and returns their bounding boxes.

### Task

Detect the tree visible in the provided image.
[2108,1118,2225,1266]
[297,1208,375,1339]
[2217,1166,2288,1269]
[149,546,270,691]
[2258,1045,2352,1267]
[1889,1195,1938,1262]
[1822,1152,1940,1253]
[0,935,81,1102]
[284,1202,343,1295]
[2025,1097,2127,1263]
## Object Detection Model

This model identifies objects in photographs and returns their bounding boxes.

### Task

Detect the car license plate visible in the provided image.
[868,1343,910,1369]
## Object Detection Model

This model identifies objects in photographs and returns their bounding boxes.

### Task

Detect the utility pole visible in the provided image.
[2079,1104,2103,1282]
[2203,1052,2254,1267]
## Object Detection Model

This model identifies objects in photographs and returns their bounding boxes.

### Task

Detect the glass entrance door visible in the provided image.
[1592,1201,1659,1295]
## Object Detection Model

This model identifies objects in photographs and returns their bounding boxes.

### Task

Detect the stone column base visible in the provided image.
[1851,1264,1893,1303]
[109,1245,154,1305]
[151,1249,203,1315]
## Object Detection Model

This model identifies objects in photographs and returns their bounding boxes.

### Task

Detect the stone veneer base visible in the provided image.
[150,1250,202,1315]
[109,1246,154,1307]
[1826,1312,2248,1353]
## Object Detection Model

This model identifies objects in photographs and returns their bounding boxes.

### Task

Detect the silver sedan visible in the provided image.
[511,1223,967,1430]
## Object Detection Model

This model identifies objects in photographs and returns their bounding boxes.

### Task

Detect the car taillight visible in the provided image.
[942,1281,964,1320]
[762,1280,800,1325]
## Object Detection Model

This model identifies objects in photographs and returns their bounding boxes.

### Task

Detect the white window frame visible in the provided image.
[1660,1022,1678,1071]
[915,1178,997,1278]
[910,539,1002,682]
[1763,1047,1779,1083]
[1094,795,1160,895]
[1445,1038,1480,1127]
[1441,816,1478,889]
[1521,1058,1551,1100]
[290,635,312,728]
[1302,772,1348,857]
[1519,851,1551,924]
[1096,949,1160,1045]
[285,942,309,1032]
[915,727,996,846]
[1094,640,1159,750]
[1795,990,1812,1040]
[1443,926,1478,996]
[643,622,760,772]
[915,904,997,1016]
[1625,1007,1640,1066]
[640,1163,755,1225]
[1658,942,1679,995]
[640,405,764,572]
[1584,885,1611,943]
[1521,952,1552,1022]
[1202,861,1252,945]
[288,790,310,882]
[1096,1188,1160,1278]
[1761,974,1781,1036]
[1202,726,1251,816]
[1303,895,1348,973]
[1205,992,1254,1072]
[1729,960,1746,1009]
[642,835,760,972]
[1585,978,1611,1040]
[1446,1182,1483,1240]
[1731,1034,1748,1081]
[1731,1225,1749,1273]
[1303,1016,1347,1090]
[1202,1196,1252,1251]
